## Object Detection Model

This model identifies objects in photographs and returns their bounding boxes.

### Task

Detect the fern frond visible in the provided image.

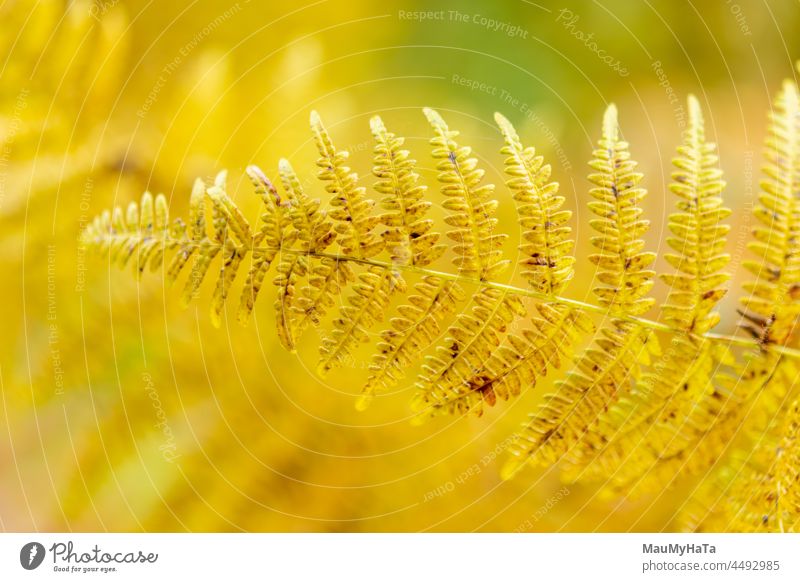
[423,107,508,281]
[309,112,404,374]
[740,79,800,346]
[502,106,658,478]
[353,116,454,406]
[495,112,574,295]
[357,276,464,410]
[317,265,406,376]
[411,114,584,418]
[87,189,183,283]
[502,321,659,477]
[130,192,164,275]
[661,95,730,333]
[82,94,800,532]
[125,191,166,276]
[206,172,257,327]
[412,287,527,416]
[409,110,523,416]
[86,107,800,366]
[165,178,205,286]
[679,253,800,531]
[588,104,655,316]
[310,110,383,259]
[277,158,354,343]
[262,160,335,350]
[297,257,356,337]
[84,169,293,330]
[370,115,444,267]
[677,78,800,531]
[235,165,295,349]
[179,172,229,310]
[278,159,336,254]
[563,97,732,486]
[424,303,594,417]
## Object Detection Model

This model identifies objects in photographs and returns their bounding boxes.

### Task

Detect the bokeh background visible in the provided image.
[1,0,798,532]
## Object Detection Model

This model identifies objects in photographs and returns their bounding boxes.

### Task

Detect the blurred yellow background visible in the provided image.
[1,0,798,531]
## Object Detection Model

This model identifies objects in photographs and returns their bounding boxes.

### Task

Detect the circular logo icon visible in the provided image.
[20,542,46,570]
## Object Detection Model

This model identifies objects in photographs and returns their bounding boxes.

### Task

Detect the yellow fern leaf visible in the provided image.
[423,304,594,417]
[310,112,404,373]
[412,287,527,417]
[588,104,655,316]
[354,118,455,407]
[84,168,295,331]
[502,321,659,478]
[81,94,800,530]
[357,276,464,410]
[565,97,732,486]
[502,106,659,478]
[424,107,508,281]
[676,77,800,532]
[412,115,584,418]
[661,95,730,334]
[237,165,296,345]
[317,266,406,376]
[411,110,524,417]
[741,80,800,346]
[311,110,383,259]
[206,175,257,328]
[371,115,444,267]
[180,172,229,309]
[277,158,353,343]
[495,112,574,295]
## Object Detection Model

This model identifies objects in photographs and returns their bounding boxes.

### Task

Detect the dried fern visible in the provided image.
[411,108,528,417]
[276,157,350,349]
[560,95,734,491]
[502,104,659,477]
[84,70,800,532]
[740,80,800,346]
[677,77,800,532]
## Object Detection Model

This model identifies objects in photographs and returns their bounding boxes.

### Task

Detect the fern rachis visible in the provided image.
[84,69,800,532]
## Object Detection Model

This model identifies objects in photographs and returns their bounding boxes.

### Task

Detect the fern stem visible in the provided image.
[92,232,800,360]
[312,250,800,359]
[298,251,796,357]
